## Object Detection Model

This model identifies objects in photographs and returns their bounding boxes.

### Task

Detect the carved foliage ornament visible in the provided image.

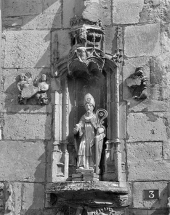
[55,205,125,215]
[17,72,49,105]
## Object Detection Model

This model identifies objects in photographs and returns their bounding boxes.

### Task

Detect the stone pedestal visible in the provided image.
[46,181,129,215]
[72,169,99,181]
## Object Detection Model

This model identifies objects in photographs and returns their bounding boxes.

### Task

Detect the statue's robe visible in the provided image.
[77,113,104,169]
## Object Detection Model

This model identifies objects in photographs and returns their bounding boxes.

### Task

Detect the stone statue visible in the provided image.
[36,74,49,105]
[73,93,107,173]
[17,72,38,104]
[17,73,49,105]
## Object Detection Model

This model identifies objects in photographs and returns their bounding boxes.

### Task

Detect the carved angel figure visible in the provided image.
[73,93,107,173]
[36,74,49,105]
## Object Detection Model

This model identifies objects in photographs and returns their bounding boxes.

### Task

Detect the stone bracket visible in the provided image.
[46,182,129,210]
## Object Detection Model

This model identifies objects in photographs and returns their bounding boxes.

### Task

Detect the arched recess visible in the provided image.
[52,45,124,182]
[46,22,130,213]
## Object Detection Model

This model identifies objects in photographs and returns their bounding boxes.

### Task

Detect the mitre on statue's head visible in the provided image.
[84,93,95,107]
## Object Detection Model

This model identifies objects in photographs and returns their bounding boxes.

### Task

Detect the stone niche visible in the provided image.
[47,12,129,215]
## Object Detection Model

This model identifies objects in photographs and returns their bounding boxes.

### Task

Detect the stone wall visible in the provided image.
[1,0,170,215]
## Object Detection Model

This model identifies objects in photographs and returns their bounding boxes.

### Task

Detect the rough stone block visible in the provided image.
[42,0,61,14]
[124,24,161,58]
[12,182,22,215]
[112,0,144,24]
[2,93,52,114]
[22,13,61,30]
[147,209,168,215]
[3,30,50,68]
[127,113,167,142]
[0,141,45,182]
[123,57,150,101]
[161,23,170,54]
[128,209,148,215]
[105,26,117,54]
[100,0,111,26]
[3,113,51,140]
[3,0,42,17]
[119,102,126,140]
[123,57,170,112]
[163,141,170,159]
[2,17,22,29]
[140,0,170,23]
[22,183,44,210]
[63,0,76,28]
[133,181,168,208]
[52,30,71,60]
[127,142,170,181]
[83,0,111,25]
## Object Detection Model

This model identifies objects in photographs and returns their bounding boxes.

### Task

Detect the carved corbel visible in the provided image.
[17,73,49,105]
[126,67,148,100]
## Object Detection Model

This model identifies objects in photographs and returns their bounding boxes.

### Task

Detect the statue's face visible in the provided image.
[20,74,25,81]
[85,103,94,113]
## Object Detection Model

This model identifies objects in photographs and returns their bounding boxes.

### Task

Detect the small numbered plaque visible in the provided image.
[143,190,159,200]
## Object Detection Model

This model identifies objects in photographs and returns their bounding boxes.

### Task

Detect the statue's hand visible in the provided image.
[97,127,104,134]
[73,124,79,134]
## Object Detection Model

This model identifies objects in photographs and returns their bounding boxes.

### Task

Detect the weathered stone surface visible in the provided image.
[161,23,170,54]
[42,0,61,14]
[2,93,52,113]
[22,13,61,30]
[2,17,22,29]
[129,209,168,215]
[83,0,111,25]
[163,141,170,159]
[47,181,126,193]
[112,0,144,24]
[140,0,170,23]
[12,182,22,215]
[128,209,148,215]
[147,209,168,215]
[127,142,163,162]
[100,0,112,25]
[124,24,160,58]
[22,183,44,210]
[0,141,45,182]
[127,113,167,142]
[123,56,170,112]
[3,114,51,140]
[63,0,76,28]
[119,102,126,140]
[105,26,116,54]
[63,0,111,27]
[52,30,70,60]
[133,181,168,208]
[3,0,42,17]
[123,57,150,101]
[3,30,50,68]
[127,142,170,181]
